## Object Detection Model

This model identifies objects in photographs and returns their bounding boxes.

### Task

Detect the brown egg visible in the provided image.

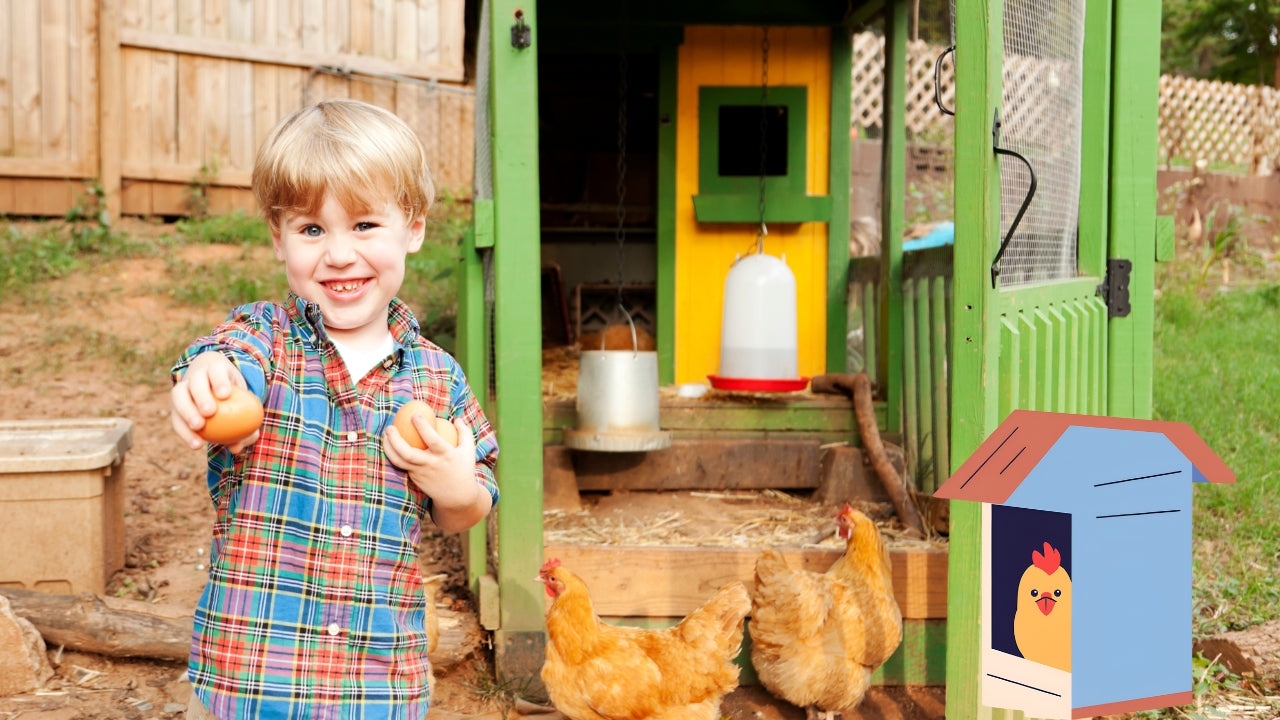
[393,400,459,450]
[433,415,459,447]
[199,386,264,446]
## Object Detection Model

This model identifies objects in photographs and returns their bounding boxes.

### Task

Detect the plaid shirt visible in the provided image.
[173,294,499,720]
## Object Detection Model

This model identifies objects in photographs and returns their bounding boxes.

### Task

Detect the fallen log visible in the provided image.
[1193,619,1280,680]
[0,587,188,661]
[0,587,483,669]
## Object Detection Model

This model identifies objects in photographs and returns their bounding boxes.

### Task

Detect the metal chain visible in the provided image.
[756,27,770,253]
[615,49,629,313]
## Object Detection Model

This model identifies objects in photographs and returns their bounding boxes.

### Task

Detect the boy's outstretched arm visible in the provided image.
[383,416,493,533]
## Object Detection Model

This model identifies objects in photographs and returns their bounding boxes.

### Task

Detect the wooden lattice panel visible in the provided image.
[850,34,955,140]
[1158,75,1279,173]
[849,32,1278,176]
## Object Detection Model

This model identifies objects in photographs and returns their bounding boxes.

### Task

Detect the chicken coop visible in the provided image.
[459,0,1168,716]
[935,411,1233,718]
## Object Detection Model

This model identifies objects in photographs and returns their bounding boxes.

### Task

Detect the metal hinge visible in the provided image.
[1097,258,1133,318]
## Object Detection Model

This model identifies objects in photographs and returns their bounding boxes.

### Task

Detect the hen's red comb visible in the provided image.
[540,557,562,574]
[1031,542,1061,575]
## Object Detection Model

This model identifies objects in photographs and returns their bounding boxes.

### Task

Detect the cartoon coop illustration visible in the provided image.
[934,410,1234,719]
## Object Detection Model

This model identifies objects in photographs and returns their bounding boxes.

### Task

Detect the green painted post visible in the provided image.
[1077,0,1113,283]
[456,219,489,594]
[902,284,920,475]
[489,0,547,678]
[828,27,853,374]
[928,276,949,492]
[913,282,933,485]
[946,0,1004,716]
[657,45,678,386]
[878,0,907,434]
[1106,0,1159,420]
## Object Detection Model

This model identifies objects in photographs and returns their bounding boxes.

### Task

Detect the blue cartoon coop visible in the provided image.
[934,410,1234,719]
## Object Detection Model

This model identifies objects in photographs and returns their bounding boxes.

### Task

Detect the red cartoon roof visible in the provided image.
[935,411,1235,504]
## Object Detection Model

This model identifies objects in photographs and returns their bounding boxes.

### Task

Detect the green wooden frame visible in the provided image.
[825,30,853,373]
[1106,0,1161,419]
[656,45,679,385]
[487,0,547,677]
[878,1,908,437]
[692,86,831,223]
[946,0,1008,715]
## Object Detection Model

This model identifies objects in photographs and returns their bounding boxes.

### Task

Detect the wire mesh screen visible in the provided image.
[997,1,1086,286]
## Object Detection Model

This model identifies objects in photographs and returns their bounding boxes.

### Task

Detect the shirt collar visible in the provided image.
[286,293,422,353]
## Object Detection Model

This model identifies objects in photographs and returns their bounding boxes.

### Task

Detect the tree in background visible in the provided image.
[1161,0,1279,88]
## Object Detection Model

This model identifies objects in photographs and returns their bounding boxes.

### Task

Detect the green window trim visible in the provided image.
[694,85,829,223]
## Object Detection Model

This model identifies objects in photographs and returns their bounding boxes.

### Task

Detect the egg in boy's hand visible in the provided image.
[198,386,264,446]
[393,400,459,450]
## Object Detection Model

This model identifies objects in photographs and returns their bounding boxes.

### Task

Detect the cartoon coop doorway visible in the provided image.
[982,504,1074,718]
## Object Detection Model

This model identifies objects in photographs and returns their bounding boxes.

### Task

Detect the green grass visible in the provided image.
[174,209,272,246]
[1154,283,1280,638]
[400,194,472,354]
[162,250,289,308]
[0,215,144,299]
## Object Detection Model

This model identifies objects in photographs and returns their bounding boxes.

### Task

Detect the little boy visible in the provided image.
[170,99,498,719]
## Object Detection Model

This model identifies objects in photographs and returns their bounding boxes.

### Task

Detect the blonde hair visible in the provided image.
[252,99,435,231]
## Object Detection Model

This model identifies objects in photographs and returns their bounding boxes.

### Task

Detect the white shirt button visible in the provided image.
[340,525,353,537]
[327,623,341,636]
[347,431,358,443]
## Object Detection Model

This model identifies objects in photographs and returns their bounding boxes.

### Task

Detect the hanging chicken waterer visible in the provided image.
[708,252,810,392]
[563,315,672,452]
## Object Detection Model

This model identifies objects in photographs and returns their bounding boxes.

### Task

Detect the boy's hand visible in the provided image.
[383,416,491,533]
[171,351,260,453]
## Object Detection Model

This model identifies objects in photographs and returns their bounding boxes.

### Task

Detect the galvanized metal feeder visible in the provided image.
[563,315,671,452]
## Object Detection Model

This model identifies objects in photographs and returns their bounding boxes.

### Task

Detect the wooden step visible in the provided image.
[542,543,947,620]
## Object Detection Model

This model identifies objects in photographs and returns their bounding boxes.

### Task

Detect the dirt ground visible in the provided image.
[0,219,945,719]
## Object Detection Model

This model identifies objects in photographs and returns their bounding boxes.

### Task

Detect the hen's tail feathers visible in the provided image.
[682,581,751,646]
[753,547,792,589]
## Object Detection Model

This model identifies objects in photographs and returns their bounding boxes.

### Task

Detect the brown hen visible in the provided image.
[749,503,903,720]
[537,558,750,720]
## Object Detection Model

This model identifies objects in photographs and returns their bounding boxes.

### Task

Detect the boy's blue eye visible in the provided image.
[355,222,377,232]
[302,225,323,238]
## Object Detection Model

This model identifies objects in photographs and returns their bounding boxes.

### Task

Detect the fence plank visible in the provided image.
[1018,312,1036,411]
[928,275,948,492]
[912,278,934,490]
[439,0,464,73]
[42,0,70,161]
[123,46,150,175]
[176,54,201,172]
[12,2,41,157]
[902,283,919,486]
[0,0,12,156]
[99,0,123,215]
[119,28,464,82]
[394,0,416,63]
[999,317,1019,423]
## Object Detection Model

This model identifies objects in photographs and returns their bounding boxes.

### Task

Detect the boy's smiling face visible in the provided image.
[273,191,425,349]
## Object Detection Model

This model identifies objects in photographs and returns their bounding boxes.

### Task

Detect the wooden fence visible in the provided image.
[850,32,1280,176]
[0,0,472,219]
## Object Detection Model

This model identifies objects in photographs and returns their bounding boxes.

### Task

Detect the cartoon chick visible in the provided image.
[1013,541,1071,672]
